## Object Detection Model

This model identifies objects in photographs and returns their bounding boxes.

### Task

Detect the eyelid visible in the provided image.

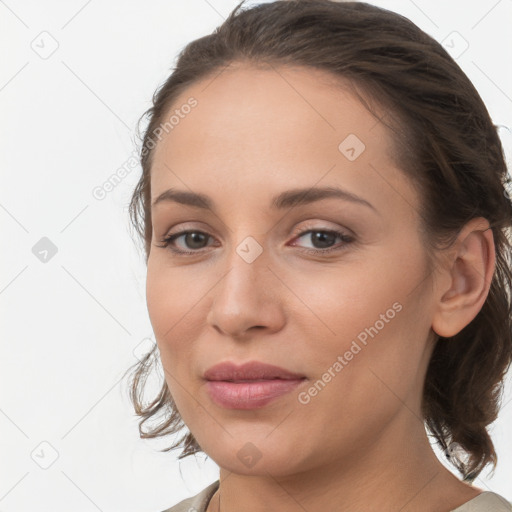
[161,219,351,242]
[157,220,355,257]
[288,220,354,239]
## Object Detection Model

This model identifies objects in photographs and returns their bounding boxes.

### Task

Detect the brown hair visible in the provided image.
[124,0,512,481]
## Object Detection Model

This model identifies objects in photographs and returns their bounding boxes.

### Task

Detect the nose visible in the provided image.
[206,245,286,340]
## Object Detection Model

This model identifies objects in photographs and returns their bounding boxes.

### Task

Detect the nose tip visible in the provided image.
[205,260,286,340]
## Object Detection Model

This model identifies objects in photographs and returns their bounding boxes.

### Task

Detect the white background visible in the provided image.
[1,0,511,510]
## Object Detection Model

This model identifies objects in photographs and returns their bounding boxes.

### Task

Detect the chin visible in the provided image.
[198,435,308,477]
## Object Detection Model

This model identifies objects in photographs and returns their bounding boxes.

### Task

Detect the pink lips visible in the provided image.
[203,361,307,409]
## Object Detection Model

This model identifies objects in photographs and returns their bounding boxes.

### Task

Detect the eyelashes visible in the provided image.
[286,227,354,255]
[157,230,214,255]
[155,227,354,256]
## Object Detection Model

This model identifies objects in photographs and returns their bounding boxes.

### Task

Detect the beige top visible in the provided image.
[161,480,512,512]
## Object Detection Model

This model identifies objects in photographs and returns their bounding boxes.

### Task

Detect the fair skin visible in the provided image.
[146,63,495,512]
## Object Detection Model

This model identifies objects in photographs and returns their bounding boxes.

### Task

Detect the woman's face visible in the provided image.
[146,63,438,475]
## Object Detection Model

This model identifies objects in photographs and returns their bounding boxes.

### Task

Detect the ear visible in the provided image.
[431,217,496,338]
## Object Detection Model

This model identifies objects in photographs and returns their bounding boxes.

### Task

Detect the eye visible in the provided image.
[288,227,354,255]
[155,226,354,256]
[155,230,215,255]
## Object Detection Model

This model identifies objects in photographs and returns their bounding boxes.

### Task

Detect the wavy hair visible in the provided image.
[124,0,512,481]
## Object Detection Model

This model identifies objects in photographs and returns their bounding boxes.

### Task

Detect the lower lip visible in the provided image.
[205,378,306,409]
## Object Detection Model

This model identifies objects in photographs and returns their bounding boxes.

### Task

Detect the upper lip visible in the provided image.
[204,361,306,381]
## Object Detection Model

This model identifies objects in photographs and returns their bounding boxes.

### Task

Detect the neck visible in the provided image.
[209,411,481,512]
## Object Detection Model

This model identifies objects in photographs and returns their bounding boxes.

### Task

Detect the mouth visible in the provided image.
[203,360,306,381]
[205,378,307,409]
[203,360,307,409]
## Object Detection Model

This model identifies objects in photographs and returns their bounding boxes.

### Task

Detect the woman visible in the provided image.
[125,1,512,510]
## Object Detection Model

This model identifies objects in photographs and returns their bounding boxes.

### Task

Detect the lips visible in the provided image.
[203,361,307,409]
[203,360,306,382]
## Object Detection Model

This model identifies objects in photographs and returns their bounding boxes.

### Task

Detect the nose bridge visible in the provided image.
[220,232,271,301]
[206,231,284,336]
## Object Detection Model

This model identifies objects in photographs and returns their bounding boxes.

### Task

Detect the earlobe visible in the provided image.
[431,218,495,338]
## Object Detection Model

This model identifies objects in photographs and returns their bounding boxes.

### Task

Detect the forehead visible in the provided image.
[153,63,386,158]
[149,63,415,215]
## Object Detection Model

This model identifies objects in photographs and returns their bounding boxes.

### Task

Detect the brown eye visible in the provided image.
[156,230,215,254]
[289,228,354,255]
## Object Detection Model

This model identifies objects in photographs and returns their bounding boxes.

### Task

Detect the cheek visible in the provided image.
[288,254,425,397]
[145,266,195,418]
[146,262,173,341]
[146,261,191,370]
[288,262,394,348]
[145,257,212,388]
[146,256,197,338]
[292,298,417,454]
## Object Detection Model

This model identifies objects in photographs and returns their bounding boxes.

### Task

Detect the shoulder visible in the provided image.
[451,491,512,512]
[159,480,220,512]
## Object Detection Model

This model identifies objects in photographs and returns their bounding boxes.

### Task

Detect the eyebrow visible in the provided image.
[151,186,378,214]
